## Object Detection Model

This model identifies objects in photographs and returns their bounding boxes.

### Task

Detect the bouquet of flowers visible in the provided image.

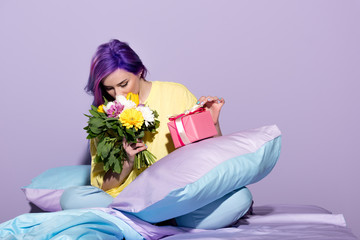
[84,93,159,173]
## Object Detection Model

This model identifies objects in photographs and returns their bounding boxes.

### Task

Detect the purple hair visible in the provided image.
[85,39,148,106]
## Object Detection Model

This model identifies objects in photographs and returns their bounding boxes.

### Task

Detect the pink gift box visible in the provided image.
[168,110,217,148]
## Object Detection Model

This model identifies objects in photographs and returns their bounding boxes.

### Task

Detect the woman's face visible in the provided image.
[102,68,141,99]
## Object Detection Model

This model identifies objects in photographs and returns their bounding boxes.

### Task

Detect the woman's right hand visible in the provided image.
[102,139,147,191]
[122,138,147,164]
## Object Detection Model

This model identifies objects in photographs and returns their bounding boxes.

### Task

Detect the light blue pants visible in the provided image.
[175,187,253,229]
[60,186,252,229]
[60,186,114,210]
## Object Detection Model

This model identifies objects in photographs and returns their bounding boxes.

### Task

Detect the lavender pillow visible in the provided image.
[22,165,91,212]
[110,125,282,223]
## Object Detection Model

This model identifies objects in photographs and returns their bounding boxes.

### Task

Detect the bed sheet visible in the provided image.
[0,204,357,240]
[162,204,358,240]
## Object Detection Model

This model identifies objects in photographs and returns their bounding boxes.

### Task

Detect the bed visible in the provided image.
[1,125,357,239]
[0,204,357,239]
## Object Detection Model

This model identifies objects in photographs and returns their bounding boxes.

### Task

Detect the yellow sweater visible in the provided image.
[90,81,197,197]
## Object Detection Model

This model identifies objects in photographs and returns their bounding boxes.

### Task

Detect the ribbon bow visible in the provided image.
[169,105,205,121]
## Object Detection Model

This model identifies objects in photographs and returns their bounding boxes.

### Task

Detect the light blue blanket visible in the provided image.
[0,209,144,240]
[0,207,191,240]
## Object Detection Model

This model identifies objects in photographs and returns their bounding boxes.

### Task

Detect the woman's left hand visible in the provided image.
[197,96,225,125]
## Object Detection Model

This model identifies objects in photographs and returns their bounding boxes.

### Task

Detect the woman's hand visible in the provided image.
[122,138,147,164]
[102,139,147,191]
[197,96,225,125]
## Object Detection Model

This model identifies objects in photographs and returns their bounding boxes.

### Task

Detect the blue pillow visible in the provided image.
[110,125,281,223]
[22,165,91,211]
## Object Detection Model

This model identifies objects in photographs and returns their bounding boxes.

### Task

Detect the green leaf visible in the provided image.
[104,162,110,172]
[153,110,159,118]
[89,117,105,128]
[136,131,145,139]
[117,127,124,137]
[126,128,135,137]
[114,160,122,173]
[112,147,121,154]
[155,120,160,129]
[90,126,102,135]
[106,121,113,129]
[108,150,117,165]
[106,117,119,122]
[103,141,114,159]
[94,155,101,163]
[103,97,109,105]
[89,109,100,117]
[91,105,98,111]
[98,112,107,118]
[96,138,106,151]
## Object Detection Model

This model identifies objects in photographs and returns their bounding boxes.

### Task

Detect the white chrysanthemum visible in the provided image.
[136,106,155,127]
[115,95,126,103]
[103,101,115,113]
[116,95,136,110]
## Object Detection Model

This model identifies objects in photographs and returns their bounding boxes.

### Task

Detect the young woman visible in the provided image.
[61,39,251,229]
[85,39,224,197]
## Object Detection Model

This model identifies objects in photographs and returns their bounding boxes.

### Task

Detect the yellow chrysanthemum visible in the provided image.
[126,92,139,106]
[119,108,144,130]
[97,104,105,113]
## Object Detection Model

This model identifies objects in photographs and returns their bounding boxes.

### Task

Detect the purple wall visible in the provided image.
[1,0,359,237]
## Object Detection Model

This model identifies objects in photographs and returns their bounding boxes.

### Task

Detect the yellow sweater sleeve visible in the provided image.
[90,138,104,189]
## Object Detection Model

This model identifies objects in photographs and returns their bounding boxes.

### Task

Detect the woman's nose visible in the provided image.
[114,88,123,97]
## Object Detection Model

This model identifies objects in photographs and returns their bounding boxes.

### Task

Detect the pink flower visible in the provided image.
[105,101,124,118]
